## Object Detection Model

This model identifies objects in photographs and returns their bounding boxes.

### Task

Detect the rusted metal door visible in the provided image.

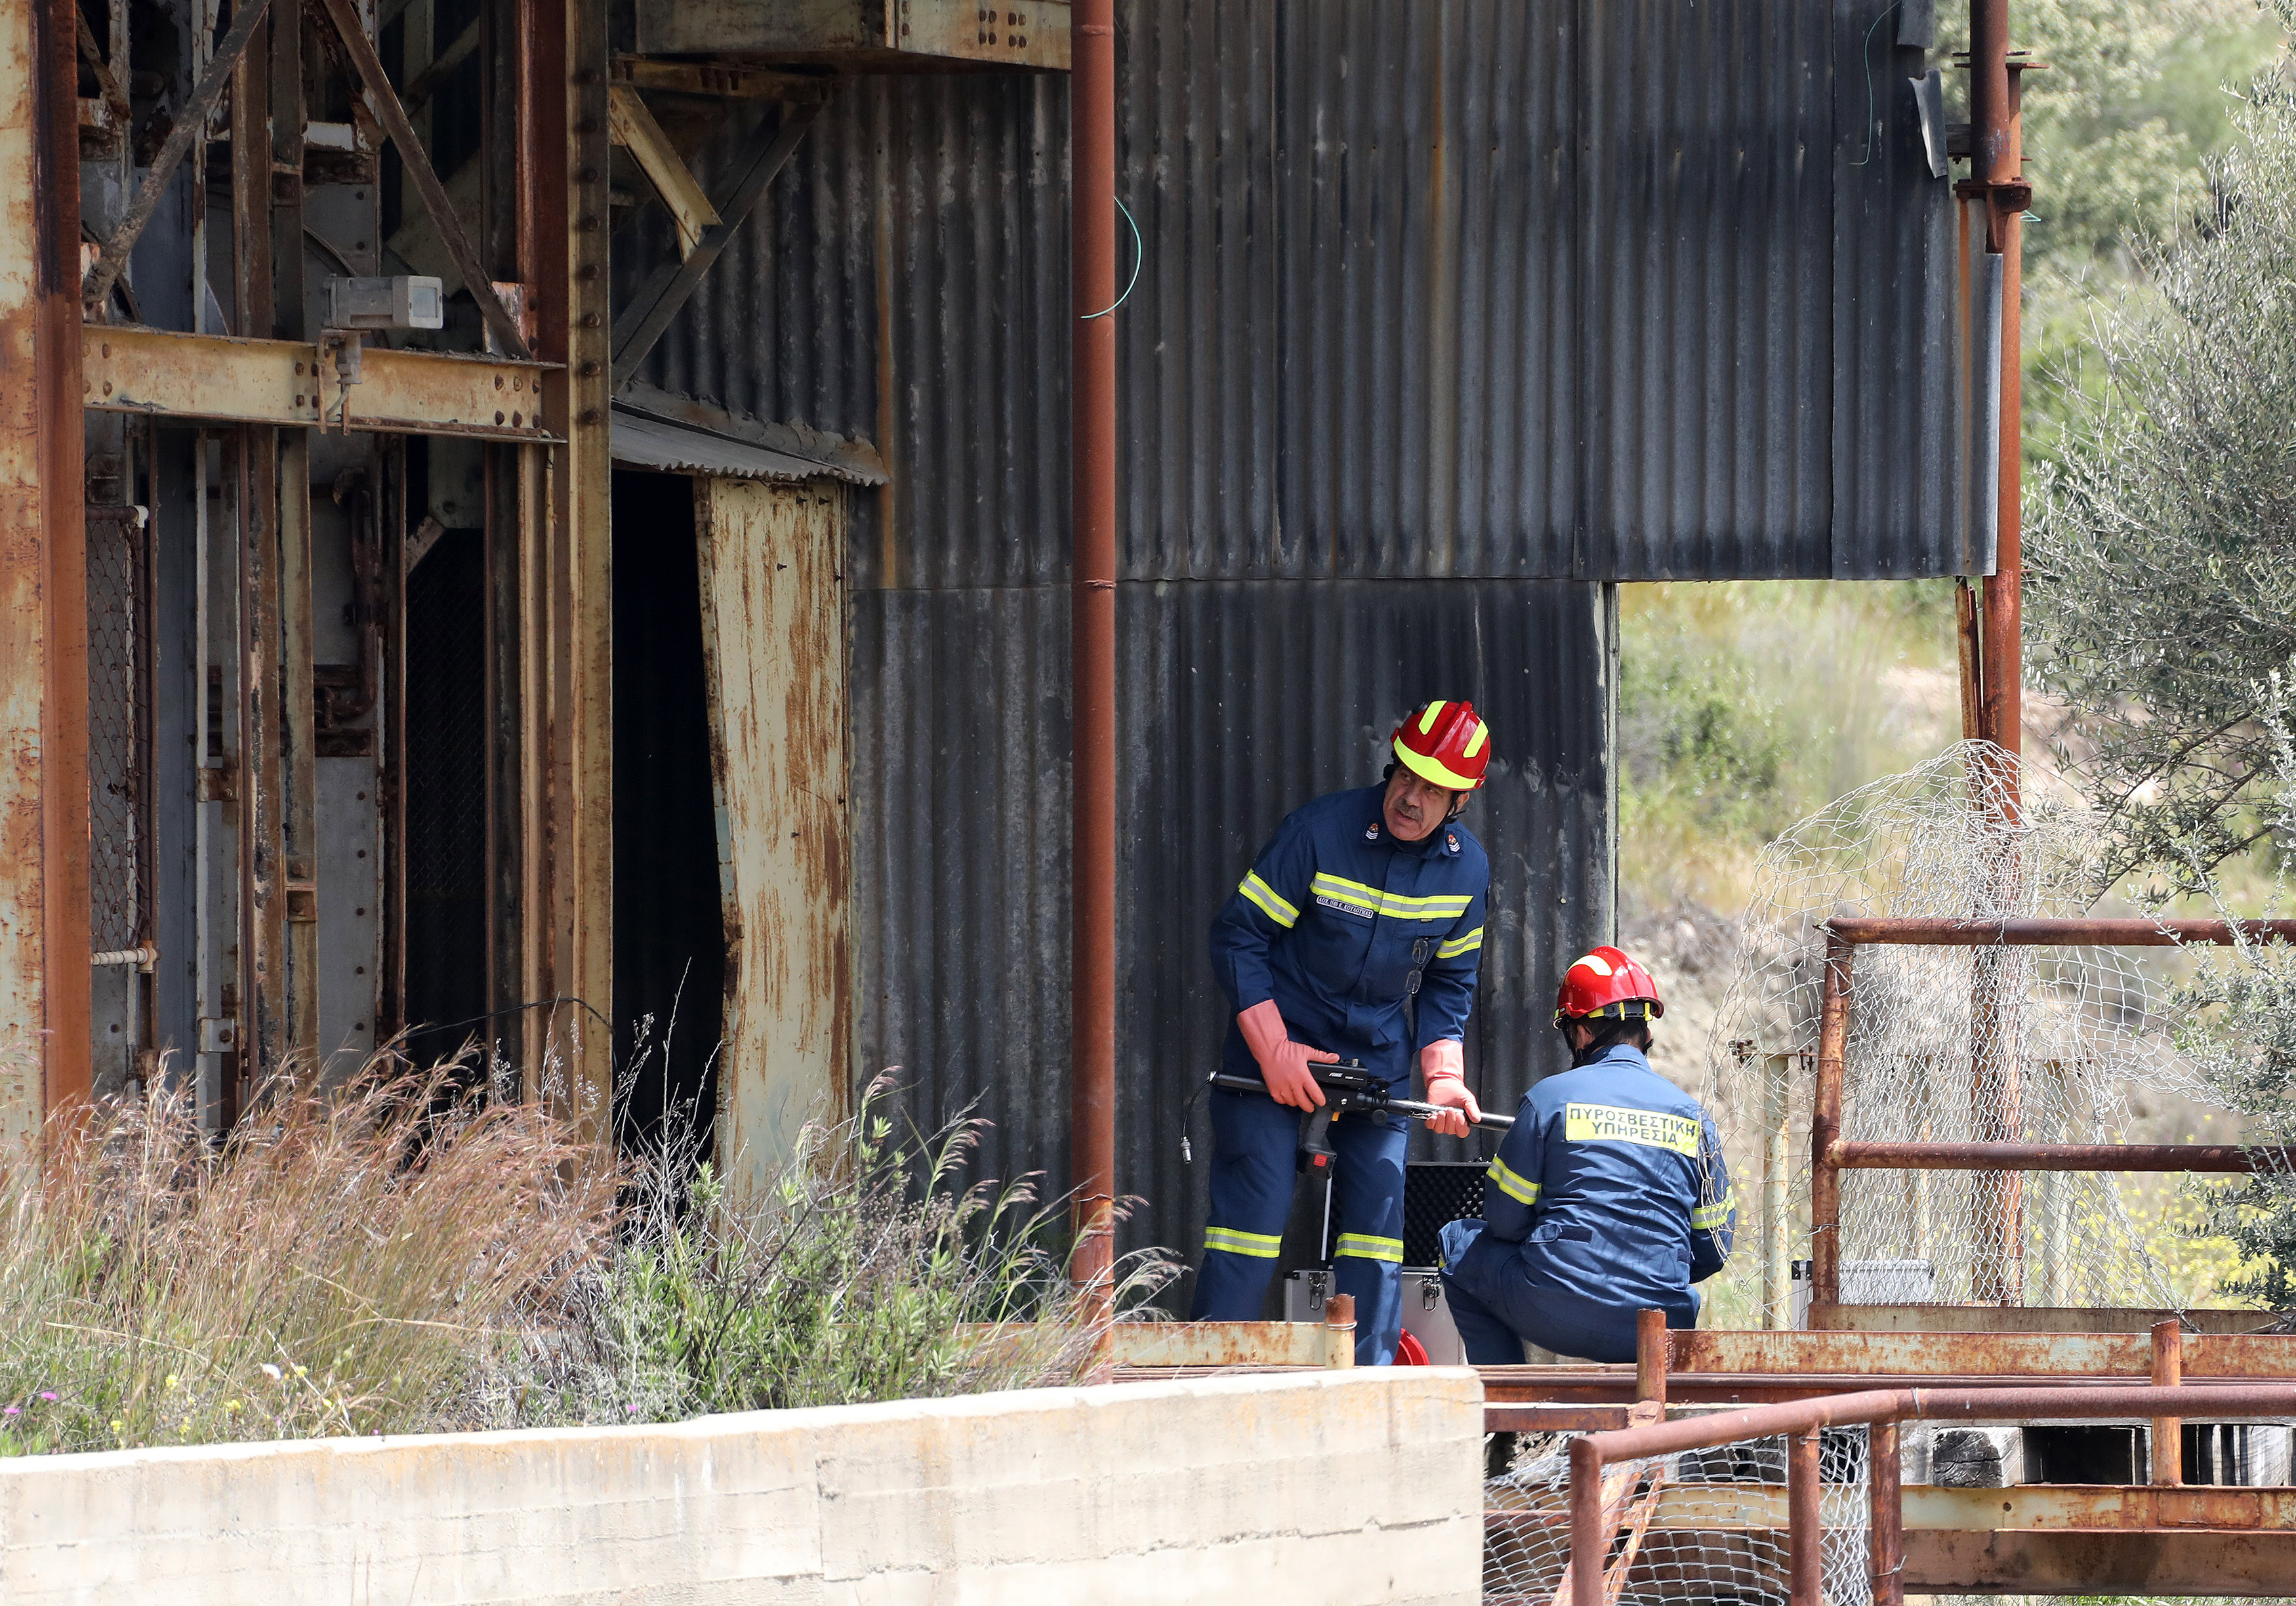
[694,478,850,1187]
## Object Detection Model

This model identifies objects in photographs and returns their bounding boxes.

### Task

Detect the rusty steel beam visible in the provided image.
[1811,931,1851,1306]
[607,96,825,386]
[1809,1304,2283,1336]
[1670,1329,2296,1380]
[1828,915,2296,947]
[0,0,94,1140]
[1831,1140,2294,1172]
[1904,1529,2296,1594]
[1068,0,1118,1317]
[543,0,615,1157]
[83,327,561,440]
[1487,1484,2296,1536]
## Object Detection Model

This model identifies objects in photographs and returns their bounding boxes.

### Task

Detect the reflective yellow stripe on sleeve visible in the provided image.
[1204,1225,1284,1258]
[1691,1191,1736,1231]
[1436,926,1484,959]
[1334,1233,1404,1264]
[1238,872,1299,929]
[1485,1156,1540,1206]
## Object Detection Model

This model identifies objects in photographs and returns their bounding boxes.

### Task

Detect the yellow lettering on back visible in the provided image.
[1563,1102,1700,1156]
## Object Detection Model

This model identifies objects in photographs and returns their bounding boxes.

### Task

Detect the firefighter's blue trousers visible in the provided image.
[1187,1083,1407,1365]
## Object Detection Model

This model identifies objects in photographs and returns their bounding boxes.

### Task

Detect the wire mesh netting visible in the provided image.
[1698,741,2227,1314]
[87,503,150,955]
[1485,1429,1872,1605]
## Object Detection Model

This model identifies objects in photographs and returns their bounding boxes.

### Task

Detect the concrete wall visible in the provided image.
[0,1369,1483,1605]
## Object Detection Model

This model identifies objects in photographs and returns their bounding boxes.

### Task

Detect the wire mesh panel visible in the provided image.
[1485,1430,1872,1605]
[1700,742,2224,1313]
[87,503,150,955]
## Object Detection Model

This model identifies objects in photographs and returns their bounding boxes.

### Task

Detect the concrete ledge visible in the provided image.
[0,1368,1484,1604]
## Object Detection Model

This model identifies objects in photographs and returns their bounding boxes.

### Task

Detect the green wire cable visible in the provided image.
[1080,196,1142,320]
[1849,1,1904,169]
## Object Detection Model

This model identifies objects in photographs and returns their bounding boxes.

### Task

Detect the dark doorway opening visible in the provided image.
[612,470,724,1160]
[402,522,488,1071]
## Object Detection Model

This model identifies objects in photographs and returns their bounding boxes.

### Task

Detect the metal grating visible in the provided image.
[87,504,151,955]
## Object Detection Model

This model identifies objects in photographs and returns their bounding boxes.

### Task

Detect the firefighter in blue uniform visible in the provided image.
[1440,946,1736,1367]
[1194,700,1494,1365]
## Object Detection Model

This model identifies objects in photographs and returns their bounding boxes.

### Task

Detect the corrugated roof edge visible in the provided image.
[612,379,890,486]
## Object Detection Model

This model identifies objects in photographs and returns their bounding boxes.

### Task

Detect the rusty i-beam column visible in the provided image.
[1965,0,2033,1306]
[0,0,94,1143]
[1069,0,1118,1315]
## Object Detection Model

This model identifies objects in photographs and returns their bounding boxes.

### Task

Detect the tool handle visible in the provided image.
[1207,1071,1514,1133]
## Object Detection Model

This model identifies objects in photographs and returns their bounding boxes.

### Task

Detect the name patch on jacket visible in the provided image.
[1565,1102,1700,1155]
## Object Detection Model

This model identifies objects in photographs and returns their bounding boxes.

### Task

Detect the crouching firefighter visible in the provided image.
[1440,947,1735,1366]
[1192,701,1494,1365]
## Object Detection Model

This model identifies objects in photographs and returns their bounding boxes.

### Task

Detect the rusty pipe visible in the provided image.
[1827,916,2296,947]
[1811,932,1851,1307]
[1869,1418,1904,1606]
[1635,1308,1668,1408]
[2152,1321,2183,1487]
[1788,1428,1824,1606]
[1831,1140,2294,1172]
[1568,1434,1605,1606]
[1068,0,1118,1316]
[1580,1386,2296,1469]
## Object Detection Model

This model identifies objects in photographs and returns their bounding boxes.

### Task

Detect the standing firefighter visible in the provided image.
[1194,701,1493,1365]
[1440,947,1735,1365]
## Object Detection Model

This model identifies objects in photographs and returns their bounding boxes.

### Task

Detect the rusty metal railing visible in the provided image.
[1563,1379,2296,1606]
[1809,915,2296,1309]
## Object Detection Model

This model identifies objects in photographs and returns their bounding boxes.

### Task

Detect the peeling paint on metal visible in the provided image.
[697,478,853,1189]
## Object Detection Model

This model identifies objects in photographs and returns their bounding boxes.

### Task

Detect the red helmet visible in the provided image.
[1553,945,1664,1029]
[1392,700,1492,791]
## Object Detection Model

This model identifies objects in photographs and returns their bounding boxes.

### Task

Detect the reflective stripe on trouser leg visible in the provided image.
[1328,1106,1409,1365]
[1189,1086,1302,1321]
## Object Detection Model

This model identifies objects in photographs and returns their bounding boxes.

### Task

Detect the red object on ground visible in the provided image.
[1395,1329,1431,1366]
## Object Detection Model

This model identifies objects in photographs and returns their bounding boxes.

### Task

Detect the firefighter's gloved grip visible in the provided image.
[1238,999,1338,1111]
[1419,1039,1481,1137]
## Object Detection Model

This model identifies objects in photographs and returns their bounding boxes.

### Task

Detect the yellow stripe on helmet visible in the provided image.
[1393,734,1479,792]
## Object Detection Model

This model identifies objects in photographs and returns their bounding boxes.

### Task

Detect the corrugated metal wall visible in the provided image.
[850,580,1613,1271]
[622,0,1963,585]
[612,0,1961,1269]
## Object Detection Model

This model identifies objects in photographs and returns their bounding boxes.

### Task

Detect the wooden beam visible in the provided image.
[83,325,562,440]
[605,85,719,259]
[609,96,825,385]
[308,0,531,360]
[399,14,478,112]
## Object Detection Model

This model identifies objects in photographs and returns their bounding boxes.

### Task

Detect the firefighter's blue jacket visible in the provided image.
[1443,1044,1734,1362]
[1192,784,1488,1363]
[1208,784,1488,1086]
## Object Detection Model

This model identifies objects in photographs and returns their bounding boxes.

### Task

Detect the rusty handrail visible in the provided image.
[1824,916,2296,947]
[1566,1384,2296,1606]
[1830,1140,2296,1172]
[1807,918,2296,1306]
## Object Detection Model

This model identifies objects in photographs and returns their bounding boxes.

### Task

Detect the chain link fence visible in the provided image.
[86,502,151,957]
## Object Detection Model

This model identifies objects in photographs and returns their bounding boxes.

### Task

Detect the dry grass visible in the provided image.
[0,1053,612,1454]
[0,1054,1172,1455]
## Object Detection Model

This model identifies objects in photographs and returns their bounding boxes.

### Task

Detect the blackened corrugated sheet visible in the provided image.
[851,579,1614,1274]
[619,0,1963,583]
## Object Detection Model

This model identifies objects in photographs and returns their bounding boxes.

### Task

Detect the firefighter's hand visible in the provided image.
[1421,1040,1481,1138]
[1237,1000,1338,1111]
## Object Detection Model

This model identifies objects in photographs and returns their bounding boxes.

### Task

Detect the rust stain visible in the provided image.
[696,478,852,1191]
[0,0,91,1143]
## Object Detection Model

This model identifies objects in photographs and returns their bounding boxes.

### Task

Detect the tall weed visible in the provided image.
[0,1054,611,1454]
[477,1076,1176,1425]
